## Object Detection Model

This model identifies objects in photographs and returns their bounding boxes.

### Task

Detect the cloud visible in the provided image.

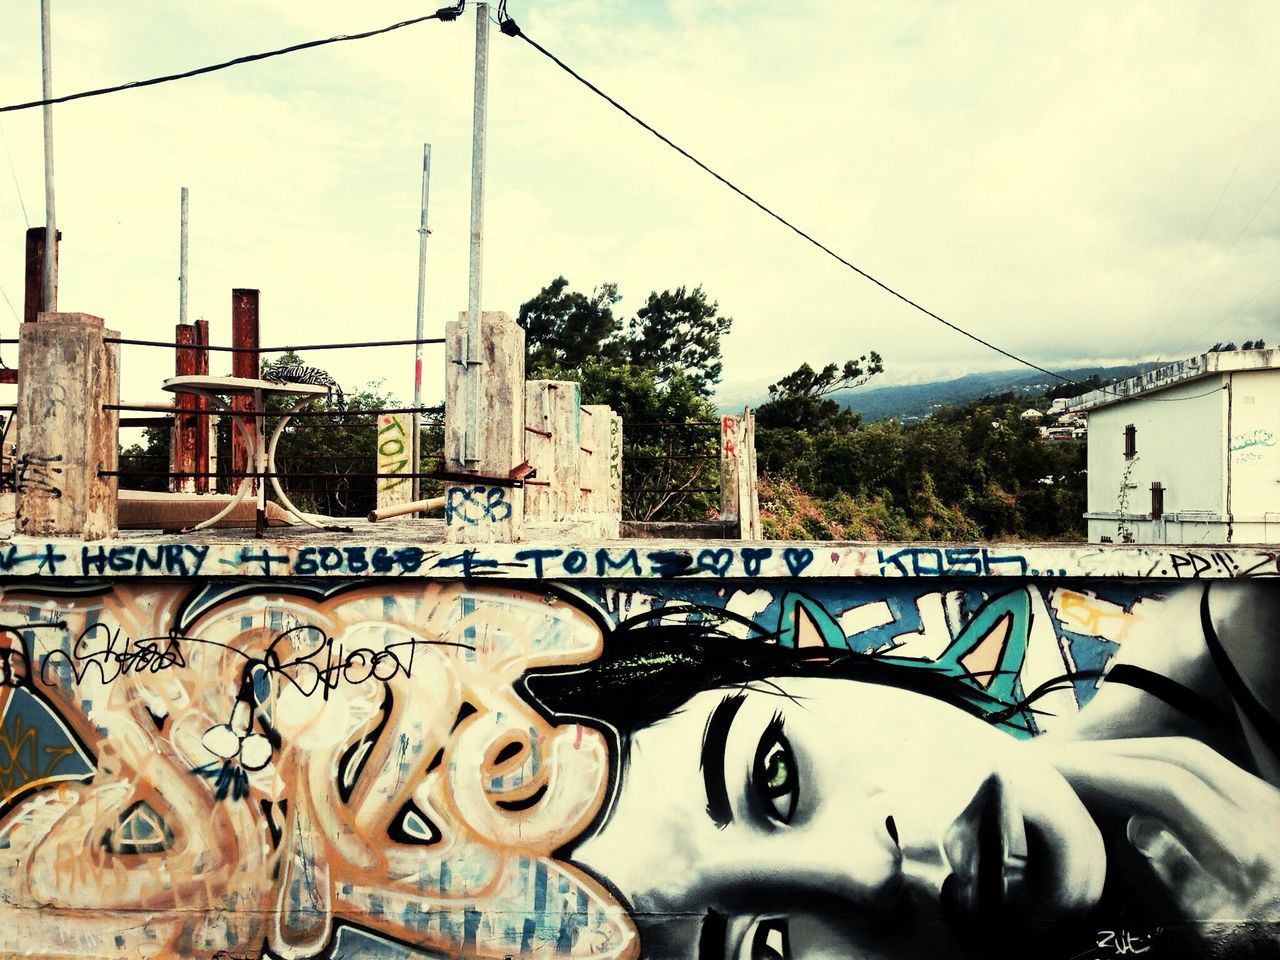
[0,0,1277,408]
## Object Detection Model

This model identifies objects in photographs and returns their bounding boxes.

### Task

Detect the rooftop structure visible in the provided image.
[1068,347,1280,544]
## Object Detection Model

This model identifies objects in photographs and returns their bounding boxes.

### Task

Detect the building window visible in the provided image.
[1124,423,1137,460]
[1150,482,1164,520]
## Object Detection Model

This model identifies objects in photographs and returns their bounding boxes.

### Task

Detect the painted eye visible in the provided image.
[750,917,789,960]
[752,716,798,825]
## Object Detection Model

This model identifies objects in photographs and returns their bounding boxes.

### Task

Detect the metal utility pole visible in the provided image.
[412,144,432,502]
[40,0,57,312]
[179,187,189,326]
[461,0,490,465]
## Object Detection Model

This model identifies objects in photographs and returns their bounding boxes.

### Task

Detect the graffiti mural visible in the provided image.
[0,576,1276,959]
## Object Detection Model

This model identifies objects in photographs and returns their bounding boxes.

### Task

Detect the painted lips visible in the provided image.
[941,773,1029,920]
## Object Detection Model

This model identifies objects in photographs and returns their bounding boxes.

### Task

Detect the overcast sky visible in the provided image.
[1,0,1278,410]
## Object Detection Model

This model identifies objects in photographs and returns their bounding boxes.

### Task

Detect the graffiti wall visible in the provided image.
[0,574,1276,959]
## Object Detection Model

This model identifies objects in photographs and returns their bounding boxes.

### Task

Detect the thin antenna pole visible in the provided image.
[412,143,432,502]
[462,0,489,463]
[179,187,189,326]
[39,0,57,312]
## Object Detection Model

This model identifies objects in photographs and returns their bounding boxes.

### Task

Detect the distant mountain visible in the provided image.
[721,364,1146,422]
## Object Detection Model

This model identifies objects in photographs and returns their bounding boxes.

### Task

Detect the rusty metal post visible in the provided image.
[171,324,198,492]
[193,317,210,492]
[230,289,259,489]
[23,226,58,324]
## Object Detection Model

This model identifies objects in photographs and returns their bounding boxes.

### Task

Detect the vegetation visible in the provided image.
[518,276,731,521]
[120,277,1089,540]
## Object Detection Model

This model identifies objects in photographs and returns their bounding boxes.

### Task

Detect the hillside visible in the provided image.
[722,364,1145,422]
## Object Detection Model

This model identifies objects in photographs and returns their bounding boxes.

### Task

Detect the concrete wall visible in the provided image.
[1085,376,1225,543]
[1228,369,1280,541]
[0,541,1278,959]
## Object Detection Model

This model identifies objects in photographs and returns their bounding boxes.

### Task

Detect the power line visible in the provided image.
[1134,70,1280,363]
[0,4,465,115]
[496,9,1077,386]
[0,282,18,324]
[0,119,30,228]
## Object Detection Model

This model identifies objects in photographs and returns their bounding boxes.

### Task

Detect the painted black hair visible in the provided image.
[522,604,1054,745]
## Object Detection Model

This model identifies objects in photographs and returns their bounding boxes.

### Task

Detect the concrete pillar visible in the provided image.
[579,403,620,538]
[740,410,761,539]
[15,312,119,539]
[525,380,580,522]
[720,413,741,526]
[576,403,601,517]
[376,413,413,513]
[608,410,623,531]
[720,411,761,539]
[444,310,524,543]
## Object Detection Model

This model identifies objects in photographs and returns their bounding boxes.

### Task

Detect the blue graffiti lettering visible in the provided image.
[595,548,641,577]
[696,548,734,577]
[513,548,563,577]
[783,548,814,576]
[741,547,772,577]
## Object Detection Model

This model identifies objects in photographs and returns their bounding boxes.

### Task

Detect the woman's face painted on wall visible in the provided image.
[573,676,1107,959]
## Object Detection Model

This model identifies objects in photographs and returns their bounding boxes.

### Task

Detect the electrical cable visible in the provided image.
[495,9,1077,386]
[0,4,466,115]
[1134,70,1280,363]
[0,281,19,333]
[0,119,30,228]
[1158,171,1280,352]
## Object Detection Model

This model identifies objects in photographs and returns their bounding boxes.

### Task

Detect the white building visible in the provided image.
[1067,348,1280,544]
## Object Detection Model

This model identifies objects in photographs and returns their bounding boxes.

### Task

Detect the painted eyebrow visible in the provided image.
[701,692,746,829]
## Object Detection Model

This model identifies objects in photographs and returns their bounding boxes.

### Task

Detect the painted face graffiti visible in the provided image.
[0,583,638,960]
[551,583,1280,960]
[573,676,1106,958]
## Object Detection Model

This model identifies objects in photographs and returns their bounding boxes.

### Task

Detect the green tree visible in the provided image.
[516,278,732,522]
[518,277,625,374]
[755,355,884,431]
[625,286,732,394]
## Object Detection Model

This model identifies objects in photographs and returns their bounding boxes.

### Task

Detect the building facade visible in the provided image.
[1069,348,1280,543]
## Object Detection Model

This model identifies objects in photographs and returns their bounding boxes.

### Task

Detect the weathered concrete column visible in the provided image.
[607,410,623,529]
[576,404,602,517]
[525,380,580,522]
[740,410,761,539]
[579,403,620,537]
[376,413,413,513]
[16,312,119,539]
[444,310,524,542]
[721,411,761,538]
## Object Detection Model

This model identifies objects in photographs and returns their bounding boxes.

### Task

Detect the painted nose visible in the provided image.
[833,809,906,909]
[756,805,905,909]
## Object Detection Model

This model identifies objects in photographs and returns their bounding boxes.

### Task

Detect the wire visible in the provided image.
[0,4,466,115]
[1134,70,1280,363]
[0,119,30,228]
[497,10,1077,386]
[0,283,18,325]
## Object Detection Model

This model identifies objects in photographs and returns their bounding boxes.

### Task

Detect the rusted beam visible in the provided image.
[193,317,210,492]
[230,289,259,488]
[171,324,198,492]
[23,226,59,323]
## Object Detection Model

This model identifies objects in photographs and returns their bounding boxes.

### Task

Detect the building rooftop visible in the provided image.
[1067,347,1278,412]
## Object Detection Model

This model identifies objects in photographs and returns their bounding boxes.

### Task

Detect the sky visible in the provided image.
[1,0,1278,414]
